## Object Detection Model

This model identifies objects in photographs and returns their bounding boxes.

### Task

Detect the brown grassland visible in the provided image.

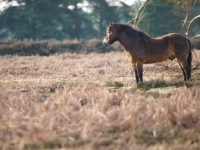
[1,48,200,150]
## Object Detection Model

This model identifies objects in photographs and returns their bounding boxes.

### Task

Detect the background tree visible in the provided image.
[0,0,133,40]
[0,0,199,40]
[0,0,68,40]
[134,0,200,37]
[85,0,132,38]
[138,0,183,37]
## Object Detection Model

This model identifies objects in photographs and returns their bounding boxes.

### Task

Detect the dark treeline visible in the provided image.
[0,0,133,40]
[0,0,199,41]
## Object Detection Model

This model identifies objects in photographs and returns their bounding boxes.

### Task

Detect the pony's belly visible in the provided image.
[143,56,171,64]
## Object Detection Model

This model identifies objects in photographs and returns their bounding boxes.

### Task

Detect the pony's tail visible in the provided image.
[187,39,192,79]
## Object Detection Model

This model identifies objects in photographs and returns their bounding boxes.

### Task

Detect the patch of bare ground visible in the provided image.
[0,50,200,149]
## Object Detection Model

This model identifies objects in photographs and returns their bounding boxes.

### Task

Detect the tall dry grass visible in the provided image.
[1,50,200,149]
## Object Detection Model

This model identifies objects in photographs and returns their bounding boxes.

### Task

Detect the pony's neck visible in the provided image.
[118,29,152,50]
[118,29,140,50]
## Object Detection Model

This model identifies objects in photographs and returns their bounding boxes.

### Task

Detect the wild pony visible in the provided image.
[103,23,192,84]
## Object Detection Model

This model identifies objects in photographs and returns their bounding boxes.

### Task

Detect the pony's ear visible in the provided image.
[110,22,114,26]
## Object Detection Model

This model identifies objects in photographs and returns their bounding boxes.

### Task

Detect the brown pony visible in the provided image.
[103,23,192,84]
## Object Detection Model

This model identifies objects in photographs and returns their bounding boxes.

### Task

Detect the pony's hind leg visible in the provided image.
[176,60,190,81]
[174,41,192,81]
[183,62,191,80]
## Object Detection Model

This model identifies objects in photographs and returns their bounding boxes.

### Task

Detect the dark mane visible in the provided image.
[113,23,139,32]
[113,23,151,42]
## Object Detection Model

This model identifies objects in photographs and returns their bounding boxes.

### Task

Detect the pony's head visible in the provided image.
[103,22,120,47]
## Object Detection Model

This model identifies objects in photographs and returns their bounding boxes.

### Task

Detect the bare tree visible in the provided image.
[133,0,149,26]
[132,0,200,38]
[179,0,200,37]
[186,15,200,38]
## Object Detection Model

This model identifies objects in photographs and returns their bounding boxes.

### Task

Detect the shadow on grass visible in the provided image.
[107,81,124,89]
[137,80,195,91]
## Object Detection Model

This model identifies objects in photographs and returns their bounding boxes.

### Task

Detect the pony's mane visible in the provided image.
[113,23,139,31]
[113,23,151,42]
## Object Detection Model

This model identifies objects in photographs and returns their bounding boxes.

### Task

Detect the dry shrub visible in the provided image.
[0,39,123,56]
[190,38,200,50]
[86,39,124,53]
[86,39,113,53]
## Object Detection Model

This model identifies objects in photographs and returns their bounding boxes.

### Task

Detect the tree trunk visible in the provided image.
[99,0,103,38]
[74,2,80,39]
[133,0,149,26]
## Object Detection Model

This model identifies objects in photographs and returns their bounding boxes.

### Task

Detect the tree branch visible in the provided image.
[192,34,200,39]
[193,0,198,7]
[186,15,200,37]
[182,0,190,28]
[133,0,149,26]
[182,8,189,28]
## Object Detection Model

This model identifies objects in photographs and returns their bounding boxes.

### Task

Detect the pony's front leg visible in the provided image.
[132,63,140,84]
[134,68,139,84]
[137,62,143,83]
[132,62,143,84]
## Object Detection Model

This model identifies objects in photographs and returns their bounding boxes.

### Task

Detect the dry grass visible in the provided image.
[1,50,200,149]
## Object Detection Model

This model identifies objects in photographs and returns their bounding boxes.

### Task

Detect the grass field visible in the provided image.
[1,50,200,150]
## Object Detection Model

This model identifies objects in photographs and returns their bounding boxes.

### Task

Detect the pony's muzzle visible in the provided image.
[103,39,109,47]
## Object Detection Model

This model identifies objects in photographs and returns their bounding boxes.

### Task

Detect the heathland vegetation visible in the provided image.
[0,39,123,56]
[1,49,200,149]
[0,38,199,56]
